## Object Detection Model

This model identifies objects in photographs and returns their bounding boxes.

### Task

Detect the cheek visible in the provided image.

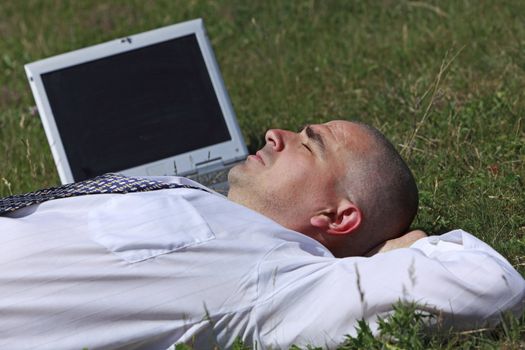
[263,155,320,191]
[276,168,317,195]
[258,169,297,195]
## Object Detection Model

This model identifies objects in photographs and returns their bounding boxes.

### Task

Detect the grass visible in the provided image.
[0,0,524,348]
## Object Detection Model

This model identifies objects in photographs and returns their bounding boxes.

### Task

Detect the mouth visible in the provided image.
[249,151,265,165]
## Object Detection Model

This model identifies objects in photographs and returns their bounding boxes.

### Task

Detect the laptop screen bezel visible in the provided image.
[25,18,247,184]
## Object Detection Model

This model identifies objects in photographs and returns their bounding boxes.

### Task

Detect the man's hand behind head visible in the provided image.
[365,230,427,256]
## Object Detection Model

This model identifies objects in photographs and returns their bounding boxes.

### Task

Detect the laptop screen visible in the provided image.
[40,34,231,181]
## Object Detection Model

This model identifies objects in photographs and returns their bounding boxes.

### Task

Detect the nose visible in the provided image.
[265,129,291,152]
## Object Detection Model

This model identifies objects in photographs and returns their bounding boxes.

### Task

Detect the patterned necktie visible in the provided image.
[0,173,207,216]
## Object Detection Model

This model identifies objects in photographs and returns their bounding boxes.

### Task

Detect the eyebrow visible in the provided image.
[303,125,326,154]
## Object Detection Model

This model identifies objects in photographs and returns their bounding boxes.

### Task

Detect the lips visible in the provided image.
[250,151,265,165]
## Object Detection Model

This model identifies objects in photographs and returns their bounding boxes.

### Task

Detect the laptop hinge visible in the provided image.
[195,157,224,174]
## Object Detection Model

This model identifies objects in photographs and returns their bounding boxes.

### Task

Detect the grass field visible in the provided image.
[0,0,524,348]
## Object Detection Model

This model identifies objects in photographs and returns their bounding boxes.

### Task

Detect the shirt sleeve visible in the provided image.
[250,229,525,349]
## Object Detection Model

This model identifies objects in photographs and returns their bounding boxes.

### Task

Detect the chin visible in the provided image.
[227,164,243,185]
[227,166,251,196]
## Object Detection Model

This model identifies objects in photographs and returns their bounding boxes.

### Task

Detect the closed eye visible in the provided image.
[302,143,312,153]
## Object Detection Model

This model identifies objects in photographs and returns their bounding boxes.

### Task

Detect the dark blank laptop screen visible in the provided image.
[41,34,231,181]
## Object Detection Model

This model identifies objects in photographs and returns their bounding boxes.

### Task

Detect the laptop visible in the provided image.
[24,18,248,194]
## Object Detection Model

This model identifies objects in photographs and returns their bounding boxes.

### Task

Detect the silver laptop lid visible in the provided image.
[25,18,248,184]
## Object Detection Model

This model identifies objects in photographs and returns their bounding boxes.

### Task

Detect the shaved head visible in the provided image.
[338,122,419,254]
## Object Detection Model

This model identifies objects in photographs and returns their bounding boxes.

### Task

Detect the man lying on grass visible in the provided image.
[0,120,523,350]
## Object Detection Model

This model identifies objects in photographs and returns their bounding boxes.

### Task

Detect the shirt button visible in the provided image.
[428,236,440,245]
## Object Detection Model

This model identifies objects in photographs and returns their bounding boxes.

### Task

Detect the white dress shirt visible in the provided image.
[0,176,523,350]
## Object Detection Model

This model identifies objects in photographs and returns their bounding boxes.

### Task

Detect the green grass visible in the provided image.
[1,0,524,348]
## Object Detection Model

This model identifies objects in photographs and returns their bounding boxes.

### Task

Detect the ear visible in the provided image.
[310,200,362,236]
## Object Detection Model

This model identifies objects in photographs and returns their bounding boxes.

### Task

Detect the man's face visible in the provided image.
[228,120,372,234]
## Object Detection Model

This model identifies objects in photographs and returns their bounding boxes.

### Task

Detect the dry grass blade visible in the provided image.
[402,46,465,160]
[407,1,449,18]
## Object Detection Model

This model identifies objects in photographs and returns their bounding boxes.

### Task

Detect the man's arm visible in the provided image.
[251,229,525,349]
[365,229,428,256]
